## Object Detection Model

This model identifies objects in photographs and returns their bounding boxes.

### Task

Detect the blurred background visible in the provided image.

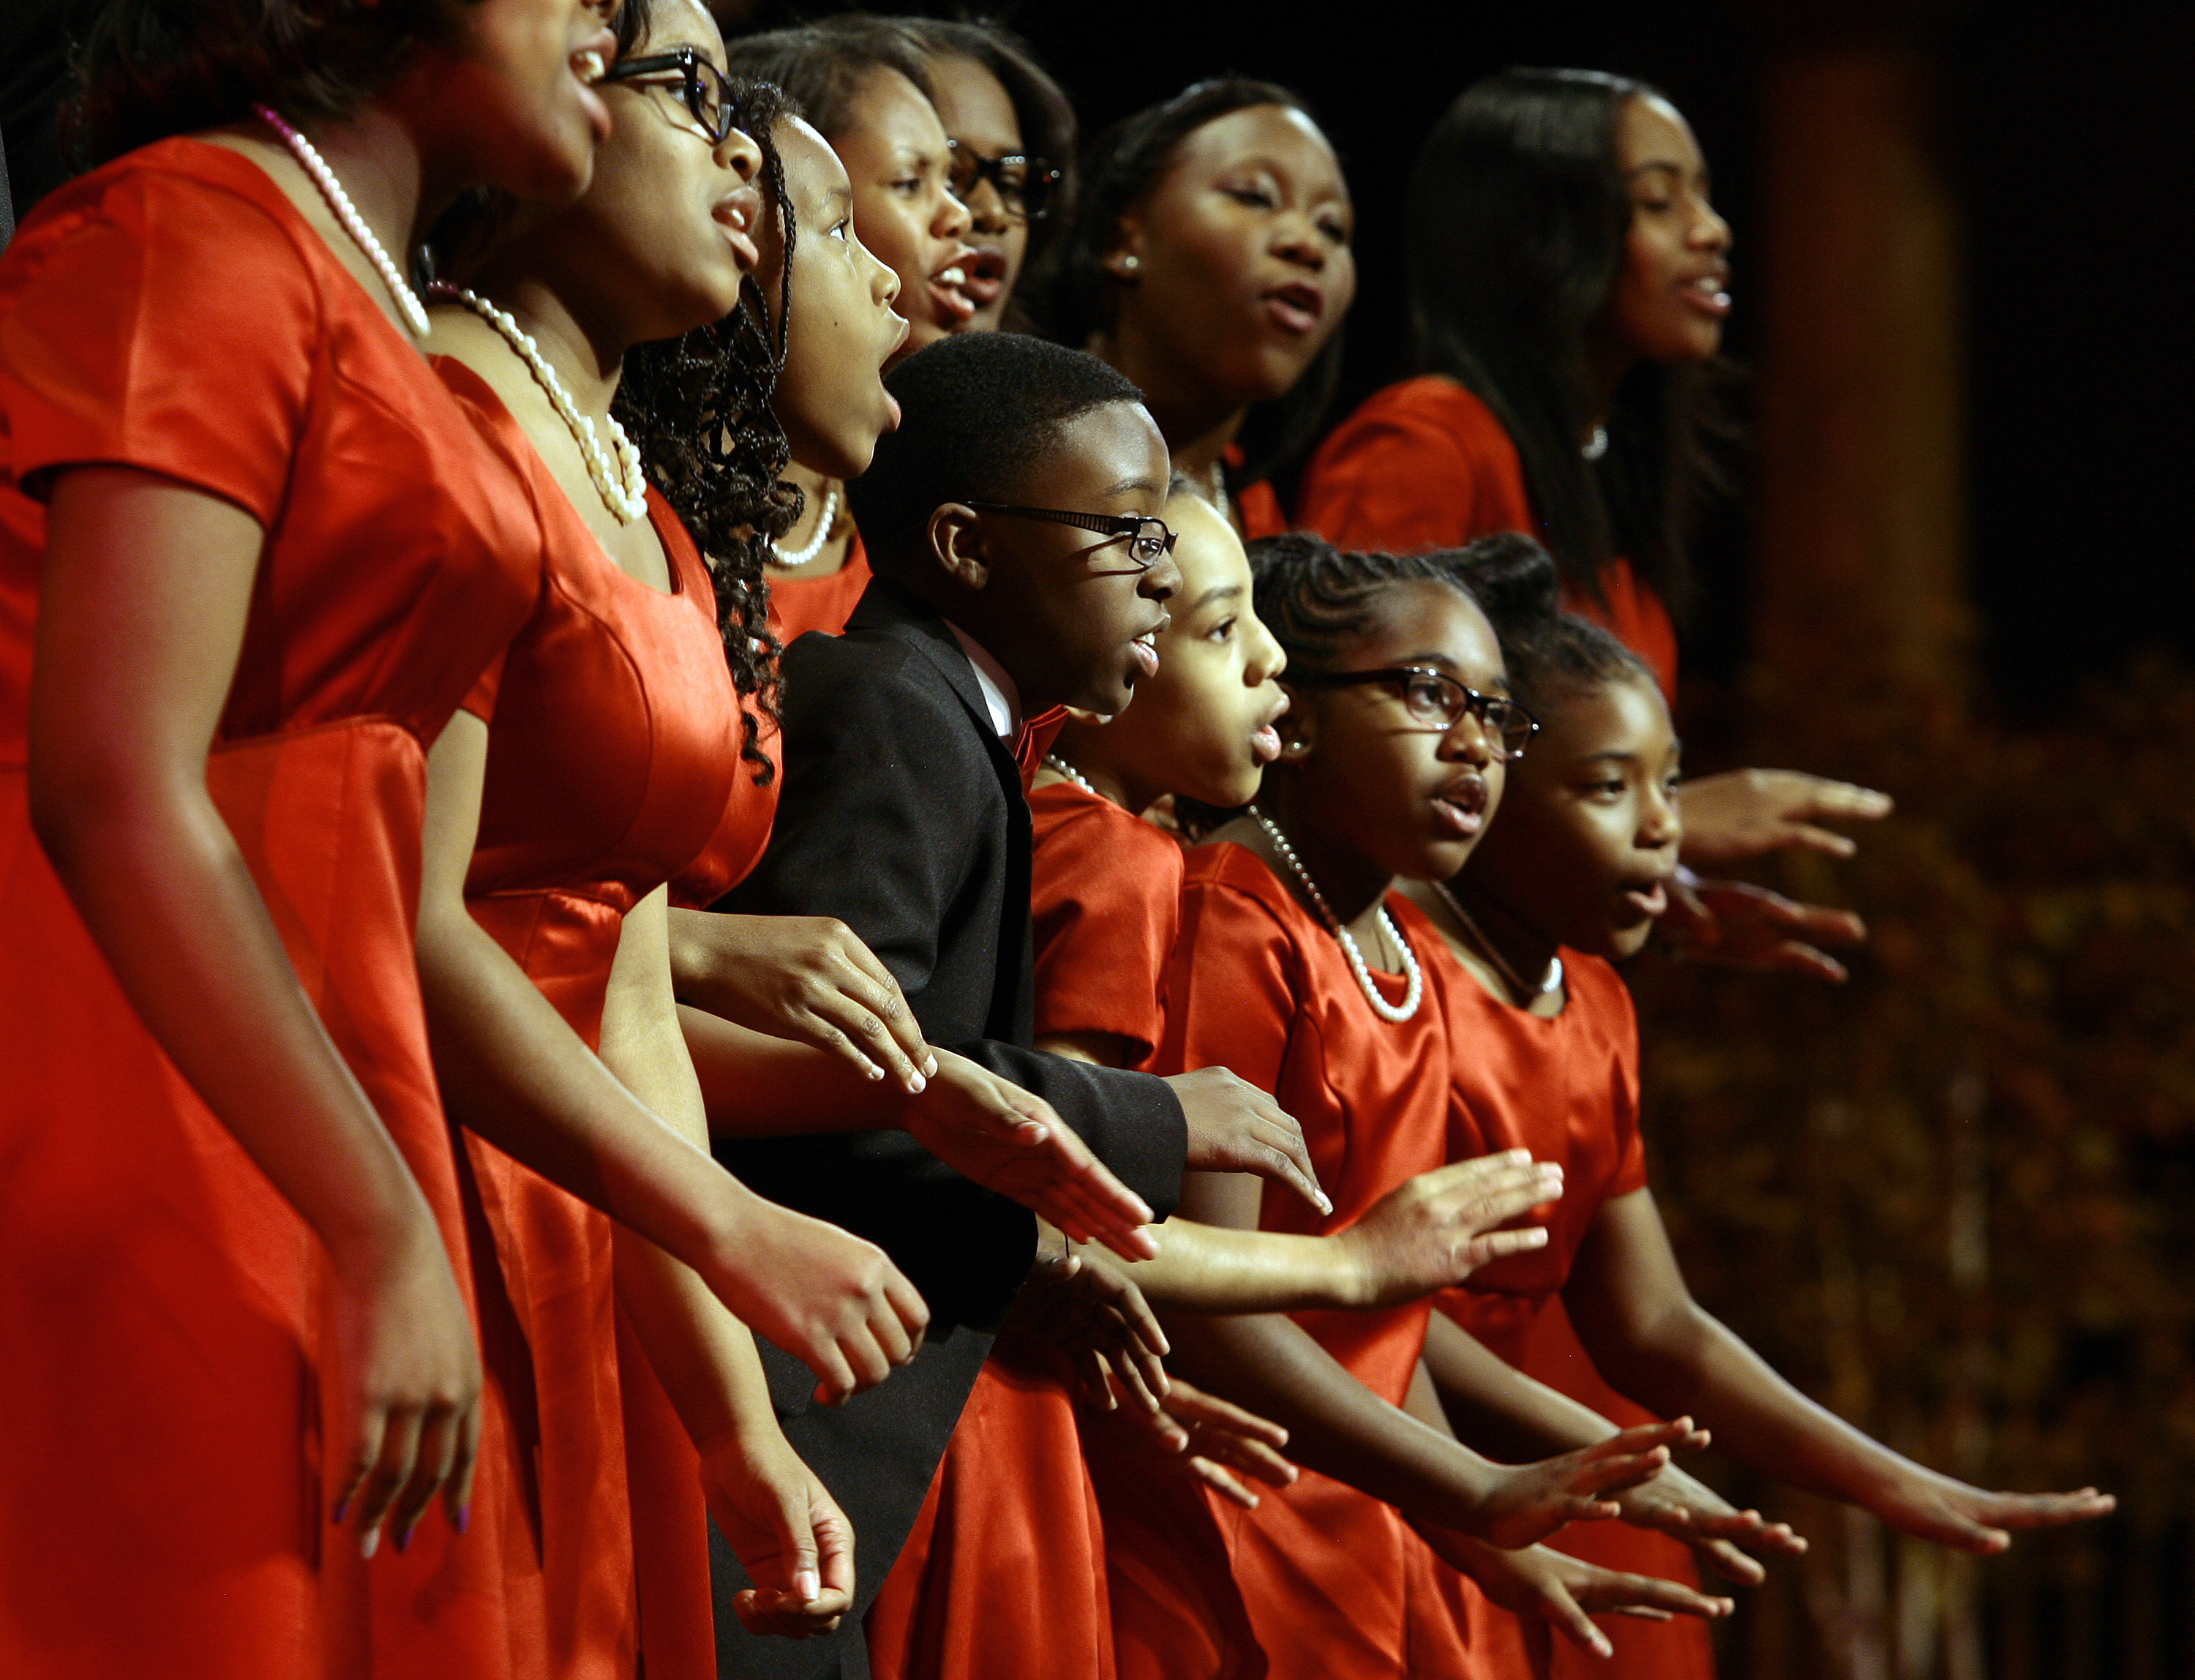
[7,0,2188,1671]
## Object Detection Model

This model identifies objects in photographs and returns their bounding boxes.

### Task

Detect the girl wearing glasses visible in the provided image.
[0,1,617,1673]
[1147,532,1731,1679]
[724,18,975,646]
[1048,80,1354,543]
[1403,555,2113,1677]
[1297,70,1894,934]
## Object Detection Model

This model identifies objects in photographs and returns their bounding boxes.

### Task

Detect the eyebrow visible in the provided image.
[1106,475,1166,498]
[1190,583,1245,610]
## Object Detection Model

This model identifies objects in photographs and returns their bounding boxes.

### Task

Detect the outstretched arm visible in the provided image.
[1566,1188,2115,1551]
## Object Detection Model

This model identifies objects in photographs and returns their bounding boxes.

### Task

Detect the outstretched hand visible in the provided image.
[1166,1065,1329,1215]
[1615,1460,1807,1585]
[903,1051,1158,1261]
[1661,875,1868,983]
[1869,1467,2115,1553]
[1472,1418,1708,1550]
[669,910,937,1093]
[1675,770,1892,869]
[1337,1149,1562,1308]
[702,1430,855,1638]
[1422,1529,1733,1660]
[1008,1240,1171,1413]
[1084,1374,1299,1510]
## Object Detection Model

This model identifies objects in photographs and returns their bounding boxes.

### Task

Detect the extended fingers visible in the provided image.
[351,1404,424,1558]
[391,1399,463,1551]
[833,943,935,1081]
[1983,1487,2115,1529]
[1576,1568,1733,1621]
[443,1399,481,1534]
[1255,1120,1329,1215]
[1189,1458,1264,1510]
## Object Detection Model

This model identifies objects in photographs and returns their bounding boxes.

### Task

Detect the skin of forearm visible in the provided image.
[680,1005,903,1136]
[1125,1219,1381,1313]
[1420,1310,1619,1463]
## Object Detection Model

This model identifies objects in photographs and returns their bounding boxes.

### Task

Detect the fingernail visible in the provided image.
[1594,1635,1613,1657]
[866,1063,885,1081]
[923,1055,938,1076]
[796,1568,820,1603]
[361,1527,380,1560]
[909,1072,926,1092]
[395,1523,414,1553]
[332,1499,350,1526]
[457,1506,470,1536]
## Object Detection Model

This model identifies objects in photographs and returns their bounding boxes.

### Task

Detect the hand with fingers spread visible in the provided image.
[326,1215,485,1559]
[1335,1149,1562,1309]
[1674,769,1892,869]
[702,1429,858,1639]
[903,1051,1159,1263]
[1108,1376,1300,1510]
[1867,1466,2115,1554]
[1471,1418,1707,1550]
[700,1195,929,1406]
[1662,873,1868,983]
[1007,1236,1171,1414]
[669,909,938,1094]
[1423,1529,1733,1660]
[1165,1065,1329,1215]
[1613,1460,1807,1585]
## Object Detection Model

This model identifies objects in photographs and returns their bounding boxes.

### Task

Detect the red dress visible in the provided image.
[1296,377,1678,700]
[449,361,757,1680]
[0,141,544,1676]
[767,533,871,644]
[1156,843,1477,1680]
[864,781,1167,1680]
[1430,944,1711,1679]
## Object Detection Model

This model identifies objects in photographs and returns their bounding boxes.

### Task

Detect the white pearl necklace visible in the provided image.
[1249,806,1422,1024]
[428,282,649,525]
[773,487,840,567]
[1042,754,1097,796]
[255,105,429,340]
[1431,879,1563,1004]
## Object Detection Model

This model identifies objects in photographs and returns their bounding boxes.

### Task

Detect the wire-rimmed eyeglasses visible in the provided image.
[964,503,1177,570]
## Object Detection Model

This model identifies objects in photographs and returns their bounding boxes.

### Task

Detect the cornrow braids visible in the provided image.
[612,80,798,785]
[1246,530,1470,675]
[1433,531,1561,639]
[1493,611,1656,725]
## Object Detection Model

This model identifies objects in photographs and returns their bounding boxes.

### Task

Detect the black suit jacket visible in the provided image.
[706,577,1186,1676]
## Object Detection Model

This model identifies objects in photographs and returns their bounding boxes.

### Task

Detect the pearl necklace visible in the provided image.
[255,105,429,339]
[428,283,649,525]
[1431,879,1563,1003]
[1043,754,1097,796]
[773,487,840,567]
[1249,806,1422,1024]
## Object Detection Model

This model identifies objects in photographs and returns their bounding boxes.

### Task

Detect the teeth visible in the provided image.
[575,50,607,84]
[939,267,967,286]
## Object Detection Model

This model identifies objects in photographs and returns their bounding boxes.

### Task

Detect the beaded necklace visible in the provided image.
[255,105,429,339]
[1248,806,1422,1024]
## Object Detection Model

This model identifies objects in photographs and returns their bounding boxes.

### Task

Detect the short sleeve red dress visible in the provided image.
[1296,377,1679,701]
[0,140,545,1676]
[1155,843,1479,1680]
[866,781,1182,1680]
[447,366,759,1680]
[766,533,871,645]
[1428,943,1711,1680]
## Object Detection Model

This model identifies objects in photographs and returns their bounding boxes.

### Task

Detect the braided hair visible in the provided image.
[1247,531,1468,675]
[612,78,798,784]
[1434,532,1650,720]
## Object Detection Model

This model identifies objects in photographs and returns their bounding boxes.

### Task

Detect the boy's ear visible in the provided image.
[1274,680,1316,761]
[928,503,989,591]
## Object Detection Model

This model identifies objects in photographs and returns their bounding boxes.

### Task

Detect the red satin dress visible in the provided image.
[449,373,752,1680]
[864,783,1161,1680]
[1157,844,1478,1680]
[767,533,871,644]
[1296,377,1678,700]
[0,141,544,1676]
[1428,944,1711,1680]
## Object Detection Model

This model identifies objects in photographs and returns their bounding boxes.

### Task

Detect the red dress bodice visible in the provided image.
[0,139,544,1677]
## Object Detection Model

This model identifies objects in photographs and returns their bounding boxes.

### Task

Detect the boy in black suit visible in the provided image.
[705,333,1324,1676]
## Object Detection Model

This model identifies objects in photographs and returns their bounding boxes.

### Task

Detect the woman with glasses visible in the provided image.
[724,18,975,645]
[0,1,618,1673]
[903,18,1074,335]
[1046,79,1355,542]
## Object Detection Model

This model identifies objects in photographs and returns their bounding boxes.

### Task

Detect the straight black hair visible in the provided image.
[721,14,933,144]
[1408,67,1728,617]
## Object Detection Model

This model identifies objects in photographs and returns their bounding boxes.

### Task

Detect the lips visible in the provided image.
[1431,772,1488,839]
[1680,271,1732,316]
[713,185,764,271]
[570,33,615,144]
[1618,875,1674,920]
[959,246,1008,308]
[927,260,978,329]
[1262,280,1325,335]
[1128,620,1167,680]
[1250,691,1290,763]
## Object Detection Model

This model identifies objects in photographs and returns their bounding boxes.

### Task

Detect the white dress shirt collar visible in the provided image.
[942,620,1022,740]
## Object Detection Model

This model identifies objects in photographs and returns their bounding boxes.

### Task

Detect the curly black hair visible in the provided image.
[612,77,800,785]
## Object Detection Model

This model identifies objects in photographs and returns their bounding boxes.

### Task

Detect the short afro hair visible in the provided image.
[722,15,934,141]
[847,332,1147,572]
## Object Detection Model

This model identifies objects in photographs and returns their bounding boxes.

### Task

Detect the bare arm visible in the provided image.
[1566,1188,2114,1550]
[30,467,479,1557]
[415,710,926,1403]
[599,887,851,1634]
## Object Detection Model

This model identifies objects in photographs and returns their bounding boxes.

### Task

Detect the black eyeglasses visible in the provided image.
[964,503,1177,569]
[600,48,736,146]
[1291,667,1540,759]
[945,140,1062,222]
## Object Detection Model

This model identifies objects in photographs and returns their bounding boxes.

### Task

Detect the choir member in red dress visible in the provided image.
[1295,70,1892,957]
[1155,533,1729,1677]
[724,18,975,645]
[1406,560,2116,1674]
[0,2,618,1673]
[1046,79,1354,541]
